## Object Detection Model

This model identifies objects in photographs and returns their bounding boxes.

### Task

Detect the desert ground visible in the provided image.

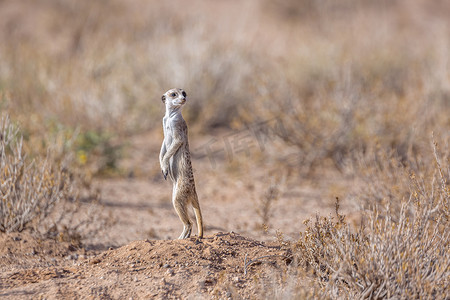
[1,129,358,299]
[0,0,449,299]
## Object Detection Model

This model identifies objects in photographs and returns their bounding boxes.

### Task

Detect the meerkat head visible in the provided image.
[161,88,187,109]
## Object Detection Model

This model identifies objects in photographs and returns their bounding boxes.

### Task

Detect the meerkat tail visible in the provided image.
[193,205,203,238]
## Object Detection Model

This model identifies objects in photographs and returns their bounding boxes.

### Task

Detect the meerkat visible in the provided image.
[160,88,203,239]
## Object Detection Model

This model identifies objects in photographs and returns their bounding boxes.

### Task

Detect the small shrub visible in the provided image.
[348,148,415,216]
[290,141,449,299]
[0,115,72,232]
[257,177,283,231]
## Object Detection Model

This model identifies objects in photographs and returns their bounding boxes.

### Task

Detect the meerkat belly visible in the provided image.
[168,147,182,181]
[169,147,191,182]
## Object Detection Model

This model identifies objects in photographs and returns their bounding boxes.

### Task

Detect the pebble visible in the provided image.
[166,268,174,276]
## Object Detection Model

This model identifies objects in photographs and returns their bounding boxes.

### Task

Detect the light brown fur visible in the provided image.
[160,88,203,239]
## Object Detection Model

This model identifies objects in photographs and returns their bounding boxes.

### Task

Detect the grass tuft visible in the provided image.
[0,115,73,232]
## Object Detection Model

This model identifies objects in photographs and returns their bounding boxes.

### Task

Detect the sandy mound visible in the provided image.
[0,232,292,299]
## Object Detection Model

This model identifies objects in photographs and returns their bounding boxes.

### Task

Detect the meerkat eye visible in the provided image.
[182,91,186,97]
[171,92,177,97]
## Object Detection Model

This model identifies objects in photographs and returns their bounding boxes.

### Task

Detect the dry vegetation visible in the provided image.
[0,0,449,298]
[0,115,73,233]
[289,144,449,299]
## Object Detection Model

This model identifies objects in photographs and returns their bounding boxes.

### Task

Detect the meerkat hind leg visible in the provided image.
[173,191,193,239]
[179,224,192,239]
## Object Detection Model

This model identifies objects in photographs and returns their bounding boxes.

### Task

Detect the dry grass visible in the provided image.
[0,115,73,232]
[240,1,450,176]
[0,114,107,247]
[266,137,449,299]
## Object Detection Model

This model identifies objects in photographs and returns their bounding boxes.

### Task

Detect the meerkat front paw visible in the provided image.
[161,161,169,180]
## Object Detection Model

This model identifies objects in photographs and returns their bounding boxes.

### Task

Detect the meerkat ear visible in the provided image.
[161,95,166,103]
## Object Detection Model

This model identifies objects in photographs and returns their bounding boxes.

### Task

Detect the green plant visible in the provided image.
[76,130,123,176]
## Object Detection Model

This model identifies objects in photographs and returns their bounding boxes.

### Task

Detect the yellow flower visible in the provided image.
[77,150,87,165]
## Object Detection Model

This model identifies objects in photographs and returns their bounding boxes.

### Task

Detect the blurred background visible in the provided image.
[0,0,449,242]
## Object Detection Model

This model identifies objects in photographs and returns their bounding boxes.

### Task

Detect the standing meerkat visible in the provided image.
[160,88,203,239]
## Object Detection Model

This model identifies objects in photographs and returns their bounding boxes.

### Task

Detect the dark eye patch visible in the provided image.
[171,92,177,97]
[182,91,186,97]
